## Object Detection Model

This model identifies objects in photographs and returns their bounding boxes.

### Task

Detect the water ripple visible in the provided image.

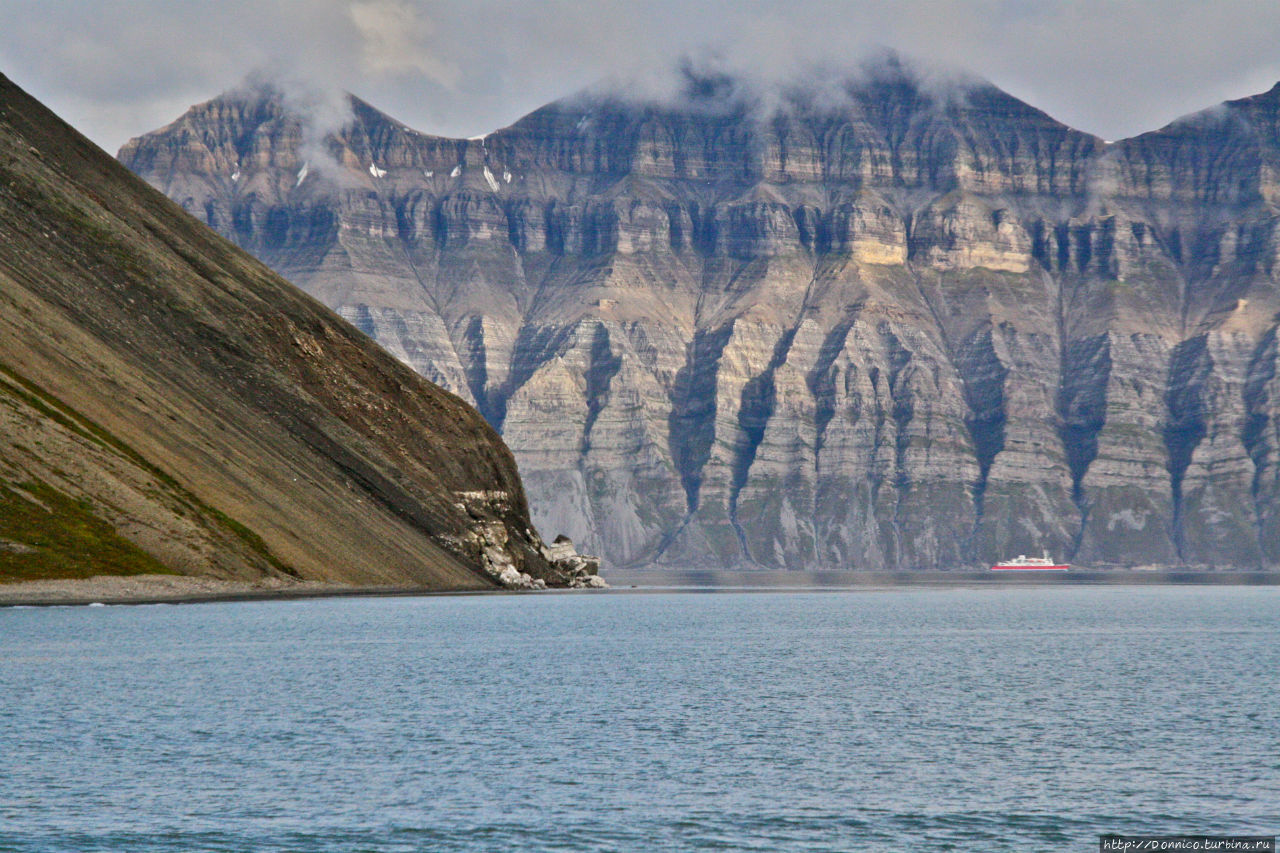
[1,586,1277,851]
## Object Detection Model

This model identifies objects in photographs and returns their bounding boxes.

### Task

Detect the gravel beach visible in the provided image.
[0,574,378,606]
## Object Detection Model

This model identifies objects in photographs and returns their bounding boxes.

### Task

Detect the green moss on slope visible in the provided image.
[0,363,297,579]
[0,479,176,581]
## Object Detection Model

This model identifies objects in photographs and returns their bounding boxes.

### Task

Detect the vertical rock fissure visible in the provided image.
[883,329,916,564]
[806,318,857,566]
[386,192,476,415]
[581,322,622,456]
[725,260,822,564]
[1163,335,1213,562]
[460,316,493,426]
[1241,327,1277,564]
[858,364,887,541]
[808,316,859,465]
[1056,333,1112,557]
[493,324,575,433]
[389,197,440,311]
[667,324,735,517]
[955,326,1009,541]
[727,326,800,563]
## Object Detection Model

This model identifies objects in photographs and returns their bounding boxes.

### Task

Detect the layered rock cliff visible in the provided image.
[120,60,1280,570]
[0,71,599,590]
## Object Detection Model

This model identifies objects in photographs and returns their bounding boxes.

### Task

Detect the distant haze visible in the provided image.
[2,0,1280,152]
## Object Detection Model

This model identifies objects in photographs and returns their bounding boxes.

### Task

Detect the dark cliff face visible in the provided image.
[119,65,1280,570]
[0,72,581,589]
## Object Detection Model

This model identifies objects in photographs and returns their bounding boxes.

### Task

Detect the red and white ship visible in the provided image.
[990,554,1069,571]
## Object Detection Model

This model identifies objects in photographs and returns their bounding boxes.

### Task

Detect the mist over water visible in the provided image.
[2,588,1277,852]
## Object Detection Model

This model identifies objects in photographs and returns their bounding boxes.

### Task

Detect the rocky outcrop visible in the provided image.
[0,72,597,591]
[120,61,1280,571]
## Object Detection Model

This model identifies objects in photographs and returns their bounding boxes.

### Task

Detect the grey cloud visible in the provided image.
[348,0,459,85]
[1,0,1279,153]
[225,71,355,182]
[569,48,998,130]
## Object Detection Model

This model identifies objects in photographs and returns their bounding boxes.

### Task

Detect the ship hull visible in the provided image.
[990,565,1070,571]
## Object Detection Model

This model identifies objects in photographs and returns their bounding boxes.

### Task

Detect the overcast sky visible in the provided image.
[2,0,1280,153]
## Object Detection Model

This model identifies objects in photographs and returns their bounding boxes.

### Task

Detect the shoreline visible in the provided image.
[607,569,1280,589]
[2,568,1279,607]
[0,575,501,608]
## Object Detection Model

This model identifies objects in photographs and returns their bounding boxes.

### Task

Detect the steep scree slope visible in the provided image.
[0,72,585,589]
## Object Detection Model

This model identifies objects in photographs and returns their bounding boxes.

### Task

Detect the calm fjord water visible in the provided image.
[1,587,1277,852]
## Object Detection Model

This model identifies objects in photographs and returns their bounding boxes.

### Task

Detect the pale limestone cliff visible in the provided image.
[119,63,1280,570]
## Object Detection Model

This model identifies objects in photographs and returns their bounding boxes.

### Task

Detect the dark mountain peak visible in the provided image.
[482,52,1097,190]
[119,77,417,179]
[1227,79,1280,108]
[147,79,300,140]
[1126,81,1280,141]
[1111,82,1280,197]
[1224,81,1280,146]
[537,50,1037,128]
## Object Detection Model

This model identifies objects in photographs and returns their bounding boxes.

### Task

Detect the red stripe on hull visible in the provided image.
[990,565,1070,571]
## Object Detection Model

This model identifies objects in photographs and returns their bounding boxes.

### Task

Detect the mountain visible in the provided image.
[0,71,601,591]
[119,60,1280,571]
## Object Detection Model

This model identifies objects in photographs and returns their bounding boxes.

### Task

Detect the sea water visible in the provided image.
[1,587,1277,851]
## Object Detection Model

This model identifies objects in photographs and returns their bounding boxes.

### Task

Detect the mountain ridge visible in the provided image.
[119,63,1280,571]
